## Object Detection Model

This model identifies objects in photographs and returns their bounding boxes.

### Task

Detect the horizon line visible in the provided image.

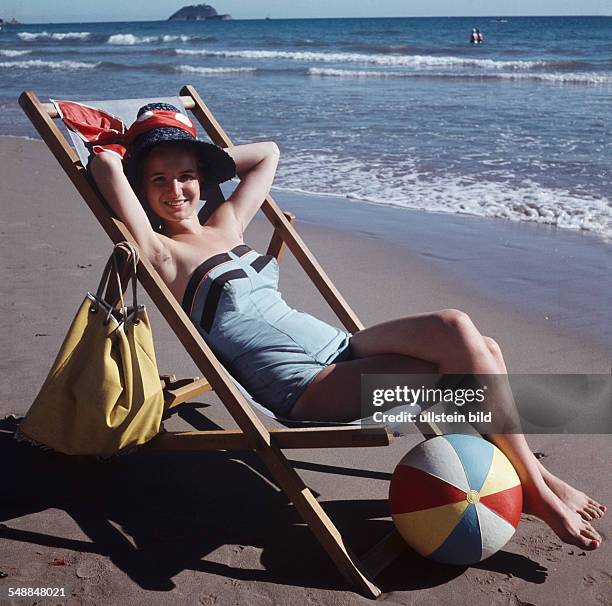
[4,14,611,25]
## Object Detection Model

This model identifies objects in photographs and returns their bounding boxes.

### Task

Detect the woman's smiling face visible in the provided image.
[141,143,201,223]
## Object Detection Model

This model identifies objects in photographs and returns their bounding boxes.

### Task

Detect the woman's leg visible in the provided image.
[479,337,606,522]
[290,353,439,422]
[291,309,604,549]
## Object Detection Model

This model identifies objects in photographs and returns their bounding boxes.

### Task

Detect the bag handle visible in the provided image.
[111,241,140,314]
[93,241,140,323]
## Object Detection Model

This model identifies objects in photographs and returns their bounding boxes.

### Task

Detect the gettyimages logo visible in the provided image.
[371,384,487,406]
[371,384,490,425]
[360,374,612,434]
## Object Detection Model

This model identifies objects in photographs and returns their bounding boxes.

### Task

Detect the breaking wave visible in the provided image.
[0,59,97,70]
[174,48,556,70]
[307,67,612,85]
[18,31,91,41]
[276,153,612,239]
[0,50,31,57]
[175,65,256,75]
[106,33,217,45]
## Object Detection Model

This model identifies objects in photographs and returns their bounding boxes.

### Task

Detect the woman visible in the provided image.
[90,103,605,551]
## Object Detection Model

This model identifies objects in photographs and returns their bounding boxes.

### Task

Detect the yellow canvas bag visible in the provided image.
[17,242,165,456]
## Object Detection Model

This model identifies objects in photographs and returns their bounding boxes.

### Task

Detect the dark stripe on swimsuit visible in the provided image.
[250,254,274,273]
[200,268,248,332]
[233,244,252,257]
[181,244,252,313]
[182,252,230,313]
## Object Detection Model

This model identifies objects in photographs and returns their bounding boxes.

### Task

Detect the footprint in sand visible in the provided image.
[494,590,538,606]
[75,558,109,580]
[583,569,612,605]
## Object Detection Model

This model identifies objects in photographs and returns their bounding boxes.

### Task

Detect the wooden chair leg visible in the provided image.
[256,443,382,598]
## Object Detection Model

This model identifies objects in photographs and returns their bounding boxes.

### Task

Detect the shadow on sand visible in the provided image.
[0,409,547,594]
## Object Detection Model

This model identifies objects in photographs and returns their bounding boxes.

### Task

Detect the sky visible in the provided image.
[1,0,610,23]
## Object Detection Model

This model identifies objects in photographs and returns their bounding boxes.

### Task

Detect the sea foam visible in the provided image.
[308,67,612,85]
[175,48,547,70]
[18,31,91,41]
[107,34,159,45]
[175,65,256,75]
[0,50,32,57]
[276,153,612,239]
[106,33,215,45]
[0,59,97,70]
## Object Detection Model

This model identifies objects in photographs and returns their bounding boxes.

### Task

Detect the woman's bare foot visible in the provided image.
[523,482,603,550]
[536,462,606,521]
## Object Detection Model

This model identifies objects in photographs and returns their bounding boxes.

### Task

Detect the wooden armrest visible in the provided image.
[266,211,296,262]
[163,376,212,408]
[159,374,178,388]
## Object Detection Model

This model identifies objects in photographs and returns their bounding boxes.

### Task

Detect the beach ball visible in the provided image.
[389,434,522,565]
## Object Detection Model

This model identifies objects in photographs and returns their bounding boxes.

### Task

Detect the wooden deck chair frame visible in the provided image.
[19,85,443,599]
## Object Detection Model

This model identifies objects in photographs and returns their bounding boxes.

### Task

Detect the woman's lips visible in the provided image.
[164,199,188,208]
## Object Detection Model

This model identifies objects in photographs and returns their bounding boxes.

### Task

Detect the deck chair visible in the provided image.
[19,85,445,598]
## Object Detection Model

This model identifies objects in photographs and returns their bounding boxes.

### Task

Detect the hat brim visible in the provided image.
[124,131,236,190]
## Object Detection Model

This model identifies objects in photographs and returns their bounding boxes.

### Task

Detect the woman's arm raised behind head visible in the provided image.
[89,152,171,267]
[206,141,280,238]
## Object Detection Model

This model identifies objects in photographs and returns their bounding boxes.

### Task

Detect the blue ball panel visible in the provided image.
[444,434,493,492]
[428,503,482,565]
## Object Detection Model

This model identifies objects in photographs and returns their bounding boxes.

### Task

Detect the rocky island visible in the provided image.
[168,4,232,21]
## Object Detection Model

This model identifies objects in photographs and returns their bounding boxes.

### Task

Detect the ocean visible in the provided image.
[0,16,611,240]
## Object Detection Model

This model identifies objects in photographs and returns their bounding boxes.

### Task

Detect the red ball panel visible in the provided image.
[389,464,467,515]
[480,484,523,528]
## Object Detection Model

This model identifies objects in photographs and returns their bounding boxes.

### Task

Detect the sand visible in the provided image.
[0,136,610,606]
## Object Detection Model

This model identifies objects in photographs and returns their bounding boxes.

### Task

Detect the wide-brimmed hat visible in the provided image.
[124,102,236,186]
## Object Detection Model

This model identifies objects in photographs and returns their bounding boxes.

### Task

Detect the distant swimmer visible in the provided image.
[470,28,484,44]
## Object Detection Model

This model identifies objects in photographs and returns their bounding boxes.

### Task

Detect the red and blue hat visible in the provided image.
[125,102,236,185]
